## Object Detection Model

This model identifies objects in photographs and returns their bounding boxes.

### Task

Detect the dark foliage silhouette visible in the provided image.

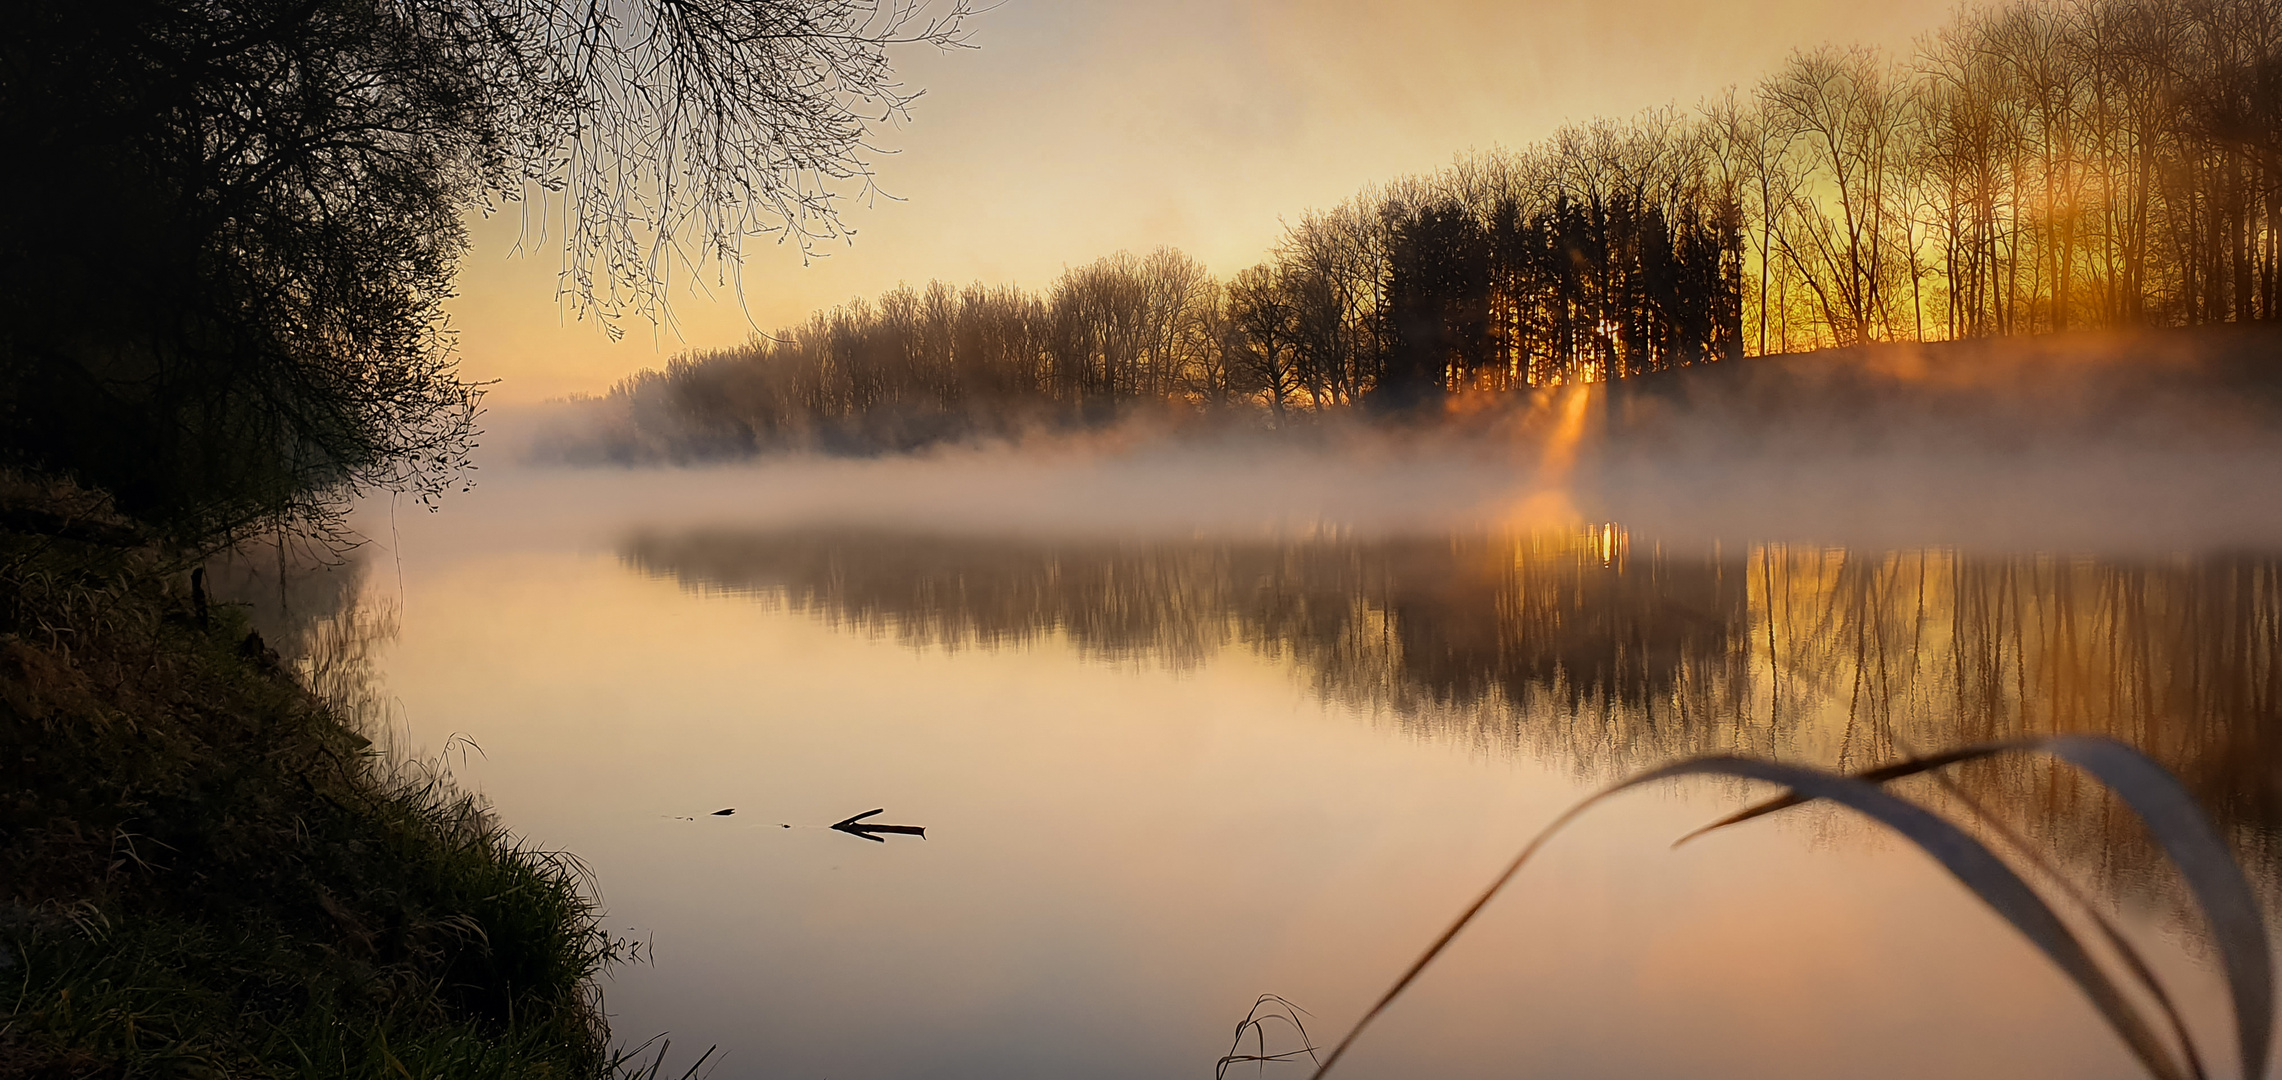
[0,0,972,540]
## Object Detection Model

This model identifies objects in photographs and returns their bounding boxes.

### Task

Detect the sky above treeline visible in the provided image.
[448,0,1970,402]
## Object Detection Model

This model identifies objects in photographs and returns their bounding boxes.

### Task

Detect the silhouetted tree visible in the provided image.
[1379,202,1492,409]
[0,0,972,539]
[1226,264,1310,420]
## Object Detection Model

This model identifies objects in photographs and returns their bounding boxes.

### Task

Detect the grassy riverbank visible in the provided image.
[0,481,619,1077]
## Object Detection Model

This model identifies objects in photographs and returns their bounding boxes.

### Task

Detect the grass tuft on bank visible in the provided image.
[0,477,622,1078]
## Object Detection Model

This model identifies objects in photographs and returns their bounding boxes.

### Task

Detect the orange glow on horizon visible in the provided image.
[441,0,1974,402]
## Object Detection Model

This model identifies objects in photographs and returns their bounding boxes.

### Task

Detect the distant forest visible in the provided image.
[569,0,2282,460]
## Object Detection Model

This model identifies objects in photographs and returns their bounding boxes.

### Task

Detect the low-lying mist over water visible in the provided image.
[485,328,2282,554]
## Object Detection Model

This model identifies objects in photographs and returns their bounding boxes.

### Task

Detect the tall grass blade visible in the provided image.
[1672,744,2007,842]
[1927,766,2212,1080]
[1678,737,2270,1080]
[2046,737,2272,1080]
[1670,738,2218,1079]
[1309,756,2188,1080]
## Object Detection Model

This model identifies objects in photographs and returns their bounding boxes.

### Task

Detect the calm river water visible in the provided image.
[308,452,2282,1080]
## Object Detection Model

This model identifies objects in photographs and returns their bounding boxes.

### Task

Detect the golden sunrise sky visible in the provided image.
[448,0,1972,402]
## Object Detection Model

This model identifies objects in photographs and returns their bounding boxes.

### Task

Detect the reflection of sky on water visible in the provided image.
[328,490,2277,1080]
[621,526,2282,888]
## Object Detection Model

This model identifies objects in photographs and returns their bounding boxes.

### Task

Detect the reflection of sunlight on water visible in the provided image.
[1595,522,1622,565]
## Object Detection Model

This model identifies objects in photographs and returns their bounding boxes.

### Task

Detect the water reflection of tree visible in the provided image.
[1749,549,2282,901]
[625,527,2282,902]
[201,539,368,653]
[202,544,402,746]
[618,528,1755,748]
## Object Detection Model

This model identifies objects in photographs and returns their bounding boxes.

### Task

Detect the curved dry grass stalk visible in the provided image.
[1216,994,1322,1080]
[1307,737,2269,1080]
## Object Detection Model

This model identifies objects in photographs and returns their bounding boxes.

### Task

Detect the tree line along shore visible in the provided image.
[556,0,2282,461]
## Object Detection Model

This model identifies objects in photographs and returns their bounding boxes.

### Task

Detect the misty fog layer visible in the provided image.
[482,328,2282,554]
[1579,326,2282,548]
